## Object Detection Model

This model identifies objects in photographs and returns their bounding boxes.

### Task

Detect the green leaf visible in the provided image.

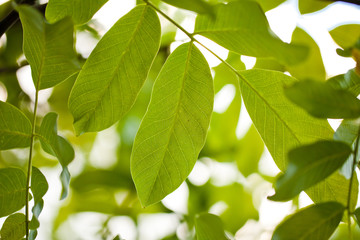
[0,213,26,240]
[161,0,214,15]
[269,140,352,201]
[46,0,109,25]
[0,168,27,217]
[17,5,79,90]
[330,24,360,49]
[194,1,308,66]
[131,42,214,207]
[195,213,228,240]
[254,0,286,12]
[239,69,357,207]
[287,27,326,81]
[272,202,345,240]
[328,69,360,96]
[69,5,161,134]
[284,79,360,119]
[298,0,331,14]
[38,113,74,199]
[354,207,360,227]
[0,101,31,150]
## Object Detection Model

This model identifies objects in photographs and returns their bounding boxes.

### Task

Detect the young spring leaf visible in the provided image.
[194,1,308,66]
[38,113,74,199]
[195,213,228,240]
[298,0,330,14]
[284,79,360,119]
[239,69,357,207]
[328,69,360,96]
[131,42,214,207]
[0,101,31,150]
[330,24,360,50]
[0,168,27,217]
[69,5,161,135]
[272,202,345,240]
[46,0,108,25]
[0,213,26,240]
[269,140,352,201]
[161,0,214,15]
[17,5,79,90]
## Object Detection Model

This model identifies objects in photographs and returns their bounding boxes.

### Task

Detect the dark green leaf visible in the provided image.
[330,24,360,49]
[0,101,31,150]
[272,202,344,240]
[298,0,331,14]
[131,43,214,207]
[161,0,214,15]
[269,140,352,201]
[69,5,161,134]
[284,79,360,119]
[195,213,228,240]
[0,213,26,240]
[194,1,308,66]
[354,207,360,227]
[17,5,79,90]
[327,69,360,96]
[46,0,109,25]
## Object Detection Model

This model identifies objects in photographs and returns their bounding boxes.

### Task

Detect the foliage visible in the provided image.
[0,0,359,239]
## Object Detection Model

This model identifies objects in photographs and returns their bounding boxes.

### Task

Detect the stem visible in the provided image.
[347,127,360,240]
[25,87,39,239]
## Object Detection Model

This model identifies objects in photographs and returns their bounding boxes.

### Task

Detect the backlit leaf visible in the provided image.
[0,101,31,150]
[0,168,27,217]
[0,213,26,240]
[194,1,308,66]
[69,5,161,134]
[284,79,360,119]
[354,207,360,227]
[161,0,214,15]
[330,24,360,49]
[272,202,344,240]
[46,0,109,25]
[17,5,79,90]
[269,140,352,201]
[298,0,331,14]
[131,42,214,207]
[328,69,360,96]
[195,213,228,240]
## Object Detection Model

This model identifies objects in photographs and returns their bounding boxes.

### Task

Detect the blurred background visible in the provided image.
[0,0,360,239]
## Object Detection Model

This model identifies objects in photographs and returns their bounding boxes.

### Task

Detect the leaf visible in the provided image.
[0,213,26,240]
[0,168,27,217]
[46,0,109,25]
[194,1,308,66]
[284,79,360,119]
[131,42,214,207]
[0,101,31,150]
[239,69,357,207]
[328,69,360,96]
[195,213,228,240]
[269,140,352,201]
[38,113,74,199]
[272,202,344,240]
[254,0,286,12]
[161,0,214,15]
[17,5,79,90]
[69,5,161,134]
[287,27,326,81]
[330,24,360,49]
[298,0,331,14]
[354,207,360,227]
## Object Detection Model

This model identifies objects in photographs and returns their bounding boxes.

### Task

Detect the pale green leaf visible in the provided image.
[69,5,161,134]
[269,140,352,201]
[0,168,27,217]
[46,0,108,25]
[194,1,308,66]
[161,0,214,15]
[330,24,360,49]
[272,202,344,240]
[239,69,357,207]
[0,213,26,240]
[254,0,286,12]
[0,101,31,150]
[284,79,360,119]
[131,42,214,206]
[298,0,331,14]
[195,213,228,240]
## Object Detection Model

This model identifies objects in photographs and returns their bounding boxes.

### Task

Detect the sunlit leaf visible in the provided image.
[195,213,228,240]
[254,0,286,12]
[272,202,344,240]
[0,168,27,217]
[69,5,161,134]
[284,79,360,119]
[0,101,31,150]
[330,24,360,49]
[298,0,331,14]
[269,140,352,201]
[161,0,214,15]
[17,5,79,90]
[0,213,26,240]
[194,1,308,66]
[131,42,214,207]
[46,0,109,25]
